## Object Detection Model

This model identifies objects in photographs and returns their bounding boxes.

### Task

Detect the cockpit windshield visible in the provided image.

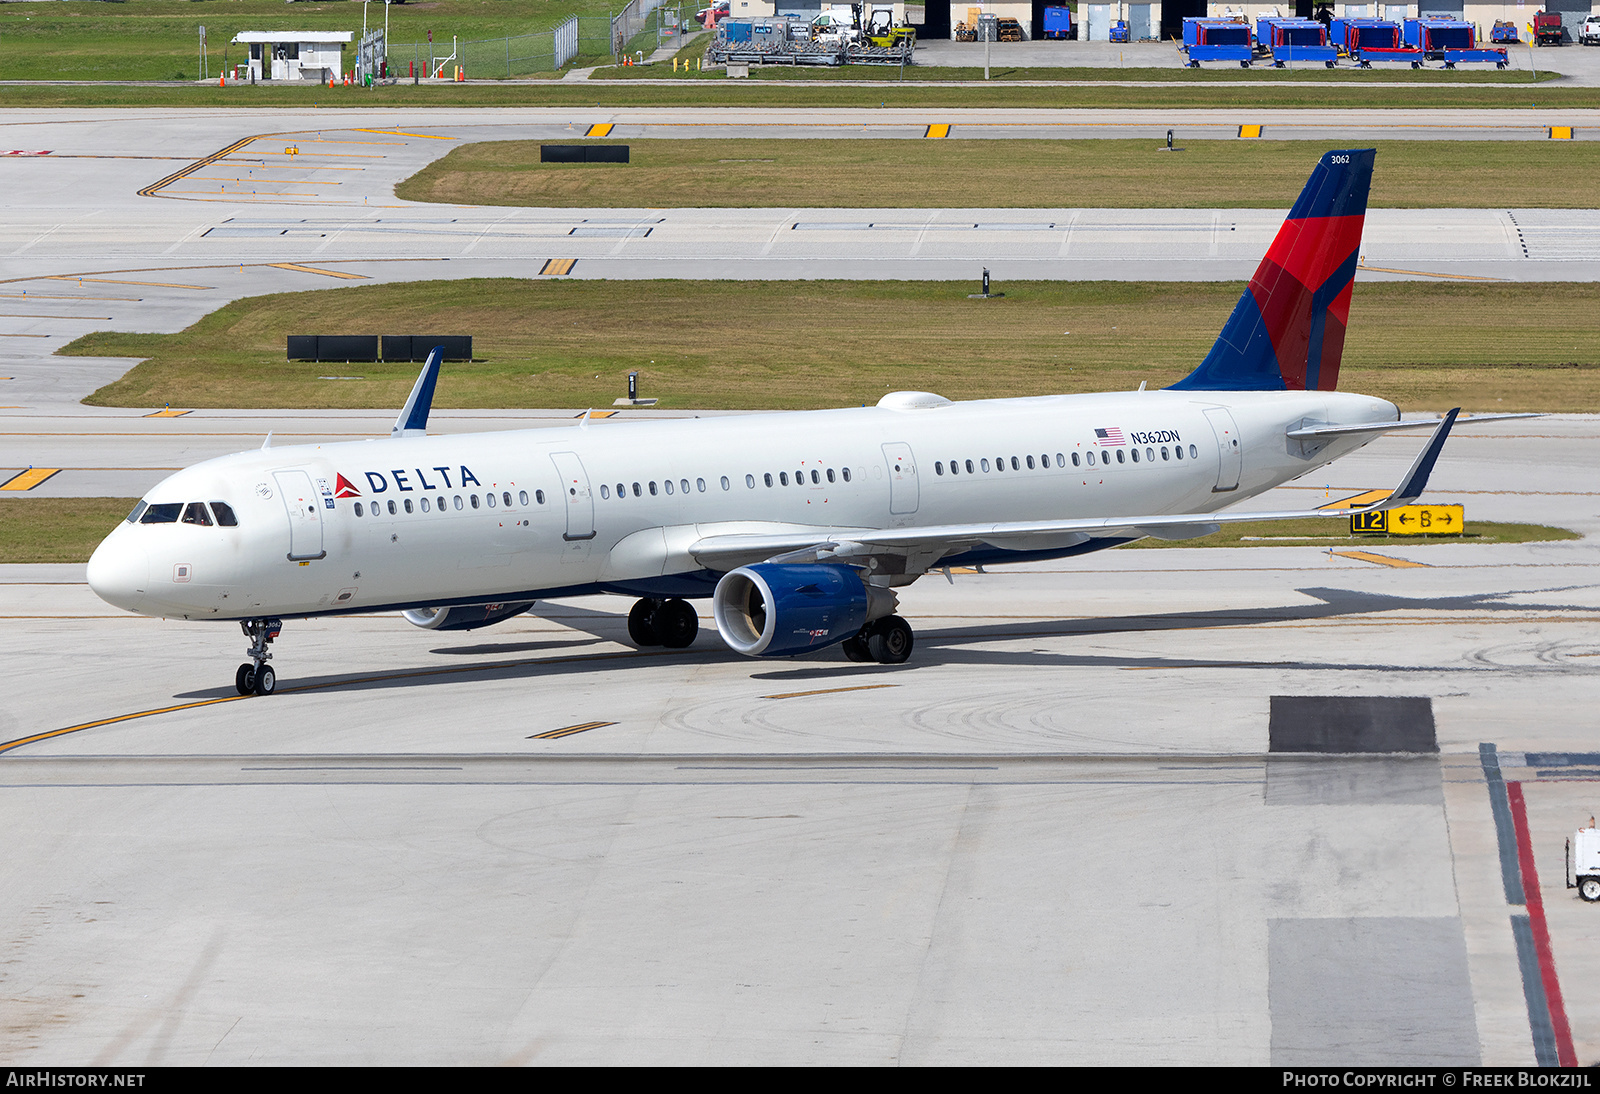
[130,500,239,527]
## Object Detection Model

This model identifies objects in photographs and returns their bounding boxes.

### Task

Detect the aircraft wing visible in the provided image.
[690,409,1461,572]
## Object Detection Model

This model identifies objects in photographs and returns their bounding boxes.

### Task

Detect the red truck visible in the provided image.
[1534,11,1565,46]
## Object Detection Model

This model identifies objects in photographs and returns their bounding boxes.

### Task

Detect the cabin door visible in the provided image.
[882,442,920,515]
[549,451,596,564]
[1203,408,1242,492]
[273,469,326,560]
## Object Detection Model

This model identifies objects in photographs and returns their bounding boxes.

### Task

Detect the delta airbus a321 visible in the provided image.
[87,150,1528,695]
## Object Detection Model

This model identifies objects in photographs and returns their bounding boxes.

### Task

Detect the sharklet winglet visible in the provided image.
[392,346,443,438]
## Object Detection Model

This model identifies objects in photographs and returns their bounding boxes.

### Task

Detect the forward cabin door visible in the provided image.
[1203,407,1242,492]
[882,442,919,515]
[549,451,596,564]
[273,469,326,560]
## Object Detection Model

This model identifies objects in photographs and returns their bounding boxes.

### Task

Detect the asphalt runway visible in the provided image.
[2,106,1598,1064]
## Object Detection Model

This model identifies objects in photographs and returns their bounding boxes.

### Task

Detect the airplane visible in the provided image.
[87,148,1533,696]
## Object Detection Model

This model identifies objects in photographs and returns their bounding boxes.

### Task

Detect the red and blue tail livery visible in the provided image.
[1170,148,1376,393]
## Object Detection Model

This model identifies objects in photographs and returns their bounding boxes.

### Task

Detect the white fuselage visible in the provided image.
[87,388,1397,622]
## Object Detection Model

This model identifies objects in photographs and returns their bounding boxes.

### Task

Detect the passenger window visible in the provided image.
[601,485,610,500]
[934,462,944,475]
[826,469,835,483]
[779,472,789,486]
[981,459,990,472]
[210,501,238,526]
[421,498,431,512]
[536,490,546,504]
[1056,453,1065,468]
[683,479,692,494]
[519,490,529,505]
[1086,451,1096,466]
[404,498,414,513]
[764,473,773,488]
[649,481,658,496]
[454,496,463,510]
[388,499,398,515]
[181,502,212,526]
[965,460,974,474]
[664,480,673,495]
[1189,444,1198,459]
[842,468,851,482]
[746,474,755,489]
[436,496,445,510]
[1131,449,1139,463]
[1116,450,1125,464]
[697,478,705,493]
[616,483,625,498]
[354,502,365,517]
[1175,446,1184,460]
[721,476,730,491]
[1011,457,1020,470]
[470,495,479,509]
[487,492,497,507]
[995,457,1004,472]
[1025,455,1034,470]
[503,492,513,507]
[1042,453,1051,467]
[1161,447,1169,461]
[632,483,641,497]
[1147,448,1155,463]
[1071,453,1081,467]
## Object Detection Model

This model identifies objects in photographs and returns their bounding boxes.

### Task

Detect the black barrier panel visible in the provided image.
[541,145,629,164]
[317,335,379,363]
[381,335,414,362]
[287,335,318,361]
[1268,696,1437,754]
[426,336,472,360]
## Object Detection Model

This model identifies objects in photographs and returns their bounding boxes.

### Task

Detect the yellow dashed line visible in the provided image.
[267,263,369,280]
[540,258,577,275]
[1357,263,1503,282]
[762,684,901,701]
[44,276,212,290]
[354,128,456,140]
[586,123,615,137]
[1330,550,1430,569]
[1238,125,1263,139]
[529,720,616,740]
[925,124,950,139]
[0,467,60,490]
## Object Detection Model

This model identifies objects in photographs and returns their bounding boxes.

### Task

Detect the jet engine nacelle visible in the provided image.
[712,563,891,657]
[402,602,535,631]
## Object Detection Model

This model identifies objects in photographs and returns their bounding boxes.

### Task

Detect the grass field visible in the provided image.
[0,497,1573,564]
[59,279,1600,413]
[395,138,1600,210]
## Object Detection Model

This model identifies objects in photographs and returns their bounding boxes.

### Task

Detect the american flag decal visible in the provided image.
[1094,427,1126,446]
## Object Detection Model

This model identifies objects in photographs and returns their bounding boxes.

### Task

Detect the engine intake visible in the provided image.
[713,563,891,658]
[403,602,535,632]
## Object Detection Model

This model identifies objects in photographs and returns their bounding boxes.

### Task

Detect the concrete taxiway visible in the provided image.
[1,106,1597,1064]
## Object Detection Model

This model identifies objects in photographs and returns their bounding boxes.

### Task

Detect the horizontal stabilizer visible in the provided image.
[1287,411,1538,440]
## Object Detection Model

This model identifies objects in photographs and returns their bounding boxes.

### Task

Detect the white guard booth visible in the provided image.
[233,31,353,83]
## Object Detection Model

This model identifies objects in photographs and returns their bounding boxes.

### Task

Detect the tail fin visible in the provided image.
[1169,148,1375,393]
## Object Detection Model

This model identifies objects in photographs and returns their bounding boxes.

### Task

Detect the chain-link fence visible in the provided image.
[391,15,622,78]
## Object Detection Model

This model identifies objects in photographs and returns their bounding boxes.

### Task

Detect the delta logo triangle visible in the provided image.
[333,473,361,498]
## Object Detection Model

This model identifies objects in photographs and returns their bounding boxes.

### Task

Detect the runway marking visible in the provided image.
[0,292,140,301]
[191,177,341,186]
[0,695,247,754]
[0,313,112,320]
[1506,781,1578,1066]
[0,467,60,490]
[925,124,950,139]
[761,684,900,700]
[1238,125,1263,139]
[540,258,577,275]
[1549,126,1574,140]
[139,133,259,199]
[1357,263,1503,281]
[1333,550,1431,568]
[144,408,191,418]
[529,720,617,740]
[0,333,50,338]
[586,123,615,137]
[1318,489,1390,510]
[355,129,455,140]
[44,276,212,290]
[267,263,369,280]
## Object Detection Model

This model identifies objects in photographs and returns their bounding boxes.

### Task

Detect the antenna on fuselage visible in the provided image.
[392,346,444,438]
[261,432,273,450]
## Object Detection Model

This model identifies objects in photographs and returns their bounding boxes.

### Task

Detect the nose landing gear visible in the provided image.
[235,618,283,696]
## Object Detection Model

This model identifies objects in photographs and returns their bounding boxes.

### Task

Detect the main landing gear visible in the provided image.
[841,615,914,665]
[235,617,283,696]
[627,597,700,649]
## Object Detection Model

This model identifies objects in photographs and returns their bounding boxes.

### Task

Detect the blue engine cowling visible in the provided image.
[402,602,535,631]
[712,563,868,657]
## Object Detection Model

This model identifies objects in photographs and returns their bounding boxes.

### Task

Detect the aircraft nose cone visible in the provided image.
[87,532,148,612]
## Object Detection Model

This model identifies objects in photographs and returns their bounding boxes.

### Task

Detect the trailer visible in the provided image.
[1402,18,1509,67]
[1257,16,1337,67]
[1181,18,1253,67]
[1567,824,1600,903]
[1490,20,1519,43]
[1330,17,1423,66]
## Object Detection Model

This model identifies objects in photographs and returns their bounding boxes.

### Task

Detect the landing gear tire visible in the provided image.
[628,598,662,646]
[1580,877,1600,902]
[865,615,914,665]
[235,663,256,696]
[654,598,699,649]
[252,664,277,696]
[841,634,872,662]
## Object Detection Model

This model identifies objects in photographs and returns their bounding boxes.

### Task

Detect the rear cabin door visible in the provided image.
[273,469,326,560]
[882,442,920,515]
[1203,407,1242,492]
[549,451,596,564]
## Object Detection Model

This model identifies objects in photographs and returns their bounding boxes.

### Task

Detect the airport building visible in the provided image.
[231,31,354,83]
